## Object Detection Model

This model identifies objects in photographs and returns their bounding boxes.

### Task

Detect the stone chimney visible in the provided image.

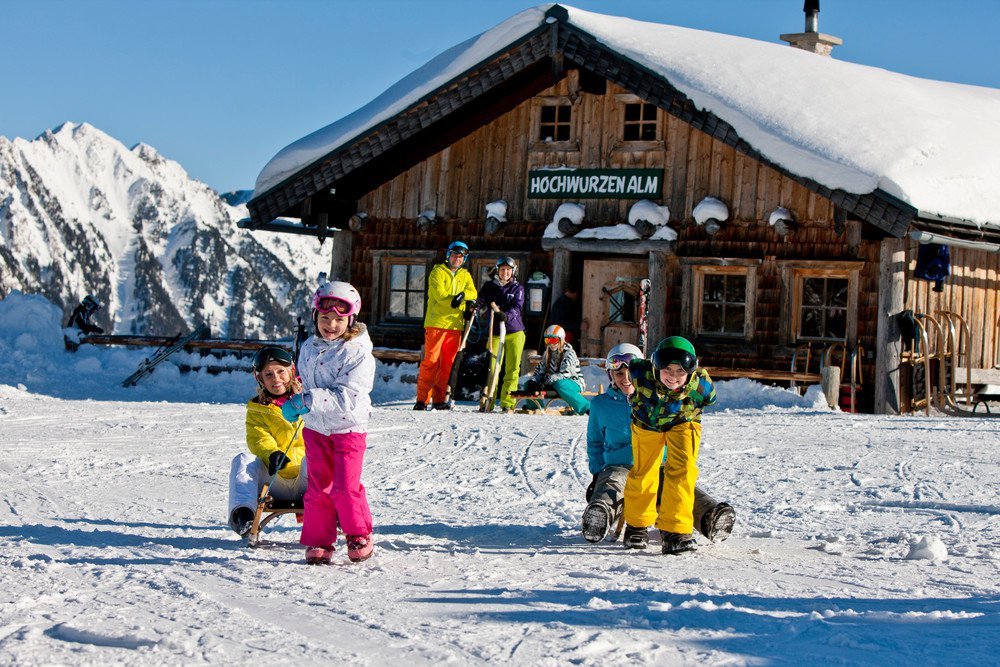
[780,0,842,57]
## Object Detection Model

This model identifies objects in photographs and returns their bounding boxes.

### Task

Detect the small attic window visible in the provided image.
[539,104,572,142]
[623,103,657,141]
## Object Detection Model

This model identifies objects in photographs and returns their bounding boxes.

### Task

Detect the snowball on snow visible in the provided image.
[905,535,949,562]
[768,207,793,226]
[693,197,730,225]
[574,223,641,240]
[628,199,670,226]
[552,202,585,225]
[485,200,507,222]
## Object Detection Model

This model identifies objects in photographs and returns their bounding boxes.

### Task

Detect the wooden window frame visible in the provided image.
[779,261,861,346]
[529,96,579,152]
[681,258,759,342]
[612,93,665,153]
[370,249,436,328]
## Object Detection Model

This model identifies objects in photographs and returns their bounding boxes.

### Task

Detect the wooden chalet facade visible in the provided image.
[244,5,1000,415]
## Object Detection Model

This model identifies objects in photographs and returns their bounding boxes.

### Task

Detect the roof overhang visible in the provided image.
[246,5,917,238]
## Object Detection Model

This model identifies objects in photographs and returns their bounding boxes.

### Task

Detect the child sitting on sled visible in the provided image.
[227,346,307,538]
[521,324,590,415]
[280,281,377,565]
[583,343,734,545]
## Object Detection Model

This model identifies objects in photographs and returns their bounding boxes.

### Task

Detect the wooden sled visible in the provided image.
[246,495,304,548]
[509,390,596,414]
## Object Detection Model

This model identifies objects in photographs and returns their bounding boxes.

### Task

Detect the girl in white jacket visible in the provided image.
[281,281,376,564]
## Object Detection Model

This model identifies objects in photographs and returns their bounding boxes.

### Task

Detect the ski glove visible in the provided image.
[280,393,309,422]
[451,292,465,308]
[463,302,475,320]
[268,451,290,476]
[523,379,541,393]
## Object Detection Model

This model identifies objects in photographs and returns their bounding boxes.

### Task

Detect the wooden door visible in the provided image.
[581,259,648,358]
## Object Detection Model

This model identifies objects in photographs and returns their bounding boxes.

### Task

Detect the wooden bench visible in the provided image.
[702,367,823,384]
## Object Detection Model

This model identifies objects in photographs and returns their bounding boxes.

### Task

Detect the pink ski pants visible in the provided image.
[300,429,373,547]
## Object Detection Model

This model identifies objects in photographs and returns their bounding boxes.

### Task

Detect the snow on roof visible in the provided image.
[254,4,1000,227]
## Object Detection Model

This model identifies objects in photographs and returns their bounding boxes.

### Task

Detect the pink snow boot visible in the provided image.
[347,534,374,562]
[305,545,334,565]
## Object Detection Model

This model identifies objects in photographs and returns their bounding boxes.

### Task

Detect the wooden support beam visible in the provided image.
[874,237,906,414]
[648,250,669,351]
[329,229,353,282]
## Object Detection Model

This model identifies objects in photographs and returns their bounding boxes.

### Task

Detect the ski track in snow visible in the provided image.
[1,394,999,664]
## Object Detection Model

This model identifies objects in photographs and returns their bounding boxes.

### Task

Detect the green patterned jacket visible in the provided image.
[629,360,717,432]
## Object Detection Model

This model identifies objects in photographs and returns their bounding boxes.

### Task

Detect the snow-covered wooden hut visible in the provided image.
[243,4,1000,414]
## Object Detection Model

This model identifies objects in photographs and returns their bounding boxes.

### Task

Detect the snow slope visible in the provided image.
[1,292,998,664]
[255,4,1000,227]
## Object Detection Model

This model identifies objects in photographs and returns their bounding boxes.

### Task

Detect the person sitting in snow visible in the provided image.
[280,281,376,565]
[67,294,104,334]
[521,324,590,415]
[228,346,307,538]
[583,343,734,545]
[623,336,717,554]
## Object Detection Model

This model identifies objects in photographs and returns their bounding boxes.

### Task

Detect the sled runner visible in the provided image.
[444,311,476,407]
[246,495,304,548]
[510,389,598,413]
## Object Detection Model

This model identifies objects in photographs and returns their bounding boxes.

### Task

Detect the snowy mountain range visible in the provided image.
[0,122,328,338]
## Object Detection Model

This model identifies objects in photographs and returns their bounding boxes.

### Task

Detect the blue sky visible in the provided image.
[4,0,998,193]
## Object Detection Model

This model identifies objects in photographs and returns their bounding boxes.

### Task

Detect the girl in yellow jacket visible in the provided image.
[227,346,307,537]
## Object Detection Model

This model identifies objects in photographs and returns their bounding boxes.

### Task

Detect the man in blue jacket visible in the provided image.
[583,343,735,544]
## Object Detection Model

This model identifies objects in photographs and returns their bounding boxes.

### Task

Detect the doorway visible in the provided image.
[581,258,648,358]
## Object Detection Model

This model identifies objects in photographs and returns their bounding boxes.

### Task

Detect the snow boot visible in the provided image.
[413,401,427,411]
[431,402,451,411]
[581,502,611,543]
[700,502,736,543]
[231,507,255,537]
[623,525,648,550]
[347,533,374,562]
[305,545,334,565]
[660,531,697,555]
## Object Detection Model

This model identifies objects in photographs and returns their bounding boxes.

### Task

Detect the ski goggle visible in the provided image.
[314,296,354,316]
[544,336,562,345]
[608,353,638,371]
[252,346,294,372]
[651,348,698,373]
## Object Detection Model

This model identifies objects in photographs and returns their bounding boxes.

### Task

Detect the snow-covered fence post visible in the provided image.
[821,365,841,409]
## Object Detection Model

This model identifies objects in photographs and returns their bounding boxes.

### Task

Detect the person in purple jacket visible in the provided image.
[475,256,526,413]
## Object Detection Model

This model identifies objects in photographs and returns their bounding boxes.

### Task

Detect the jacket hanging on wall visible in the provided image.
[914,243,951,293]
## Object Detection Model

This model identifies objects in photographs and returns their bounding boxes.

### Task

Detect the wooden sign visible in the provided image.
[527,168,664,199]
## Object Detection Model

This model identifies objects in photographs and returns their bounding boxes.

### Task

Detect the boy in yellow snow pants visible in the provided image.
[624,421,700,533]
[623,336,716,554]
